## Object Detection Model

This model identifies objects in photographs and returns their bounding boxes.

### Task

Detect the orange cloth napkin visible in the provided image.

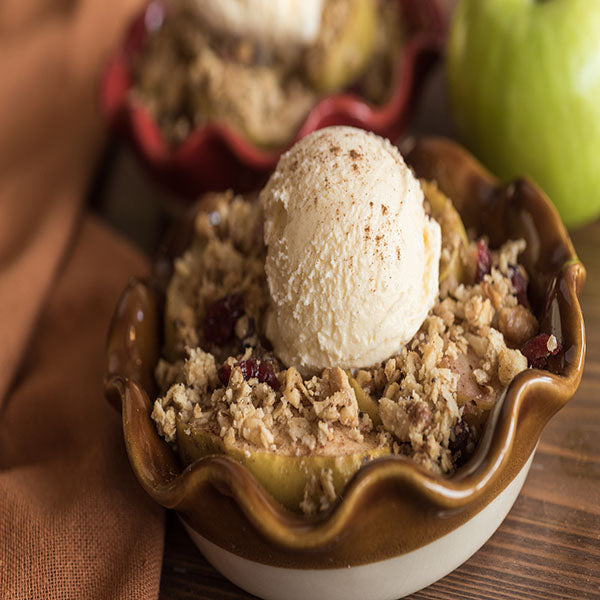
[0,1,164,597]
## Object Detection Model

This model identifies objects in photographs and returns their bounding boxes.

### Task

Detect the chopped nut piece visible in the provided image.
[151,401,176,444]
[498,348,528,386]
[184,348,219,390]
[283,367,306,409]
[379,397,432,443]
[384,358,399,382]
[480,280,502,310]
[464,296,494,333]
[464,333,488,358]
[355,369,372,390]
[498,305,539,347]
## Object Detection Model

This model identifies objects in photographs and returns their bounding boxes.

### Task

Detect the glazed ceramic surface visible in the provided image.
[100,0,444,195]
[104,137,586,596]
[183,451,534,600]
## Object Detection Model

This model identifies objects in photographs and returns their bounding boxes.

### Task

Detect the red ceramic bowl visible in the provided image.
[100,0,444,196]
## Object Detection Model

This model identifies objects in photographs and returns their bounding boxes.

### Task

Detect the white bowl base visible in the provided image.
[183,452,534,600]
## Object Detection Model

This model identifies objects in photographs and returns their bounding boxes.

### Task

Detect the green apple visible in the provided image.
[447,0,600,227]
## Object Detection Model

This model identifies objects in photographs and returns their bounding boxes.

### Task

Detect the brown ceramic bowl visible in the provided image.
[104,137,586,600]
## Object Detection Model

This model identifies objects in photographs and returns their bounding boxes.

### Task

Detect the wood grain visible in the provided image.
[157,221,600,600]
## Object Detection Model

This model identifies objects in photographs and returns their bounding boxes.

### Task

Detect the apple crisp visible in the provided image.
[152,186,543,514]
[132,0,404,147]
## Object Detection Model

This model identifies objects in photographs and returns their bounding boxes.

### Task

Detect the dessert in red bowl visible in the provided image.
[100,0,444,196]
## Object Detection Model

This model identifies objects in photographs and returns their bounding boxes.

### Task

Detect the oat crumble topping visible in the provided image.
[152,185,540,513]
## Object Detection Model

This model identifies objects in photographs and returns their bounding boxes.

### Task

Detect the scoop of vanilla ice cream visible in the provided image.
[260,126,441,374]
[185,0,324,48]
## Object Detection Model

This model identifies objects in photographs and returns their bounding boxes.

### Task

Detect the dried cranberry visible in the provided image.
[449,421,473,469]
[521,333,560,369]
[510,265,529,307]
[203,293,244,346]
[238,358,260,380]
[475,239,492,283]
[258,361,281,391]
[219,358,280,391]
[218,364,232,386]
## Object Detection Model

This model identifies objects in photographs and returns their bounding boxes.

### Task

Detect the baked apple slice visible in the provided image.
[176,421,390,512]
[421,180,469,287]
[305,0,377,93]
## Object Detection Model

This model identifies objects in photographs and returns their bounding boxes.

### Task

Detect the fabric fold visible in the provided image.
[0,216,164,599]
[0,1,165,598]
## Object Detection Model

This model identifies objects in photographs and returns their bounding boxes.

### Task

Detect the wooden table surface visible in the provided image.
[96,5,600,595]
